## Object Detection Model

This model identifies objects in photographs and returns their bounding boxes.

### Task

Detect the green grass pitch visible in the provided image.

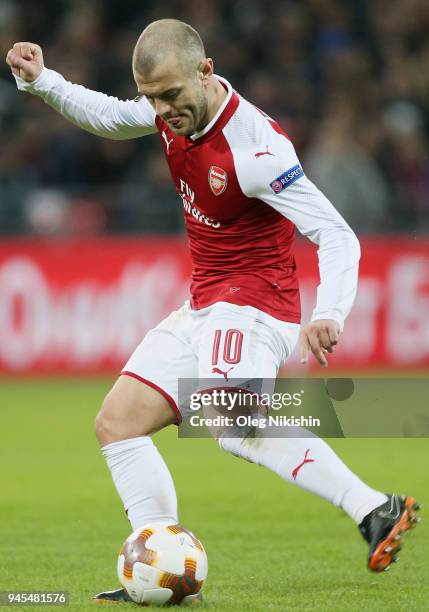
[0,379,427,611]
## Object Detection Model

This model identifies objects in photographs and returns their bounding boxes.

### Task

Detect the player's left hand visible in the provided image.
[299,319,340,368]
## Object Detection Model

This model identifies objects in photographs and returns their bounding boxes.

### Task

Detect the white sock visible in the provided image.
[101,436,178,530]
[219,426,388,524]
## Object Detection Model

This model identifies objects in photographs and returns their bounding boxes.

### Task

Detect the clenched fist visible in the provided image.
[6,42,44,82]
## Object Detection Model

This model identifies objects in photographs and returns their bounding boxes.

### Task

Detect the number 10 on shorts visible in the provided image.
[212,329,243,365]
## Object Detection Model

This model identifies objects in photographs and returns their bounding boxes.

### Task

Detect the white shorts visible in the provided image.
[122,301,300,422]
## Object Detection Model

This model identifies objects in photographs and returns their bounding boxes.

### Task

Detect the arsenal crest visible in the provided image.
[208,166,228,196]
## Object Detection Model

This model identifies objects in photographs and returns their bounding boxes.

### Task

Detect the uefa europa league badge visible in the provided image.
[208,166,228,196]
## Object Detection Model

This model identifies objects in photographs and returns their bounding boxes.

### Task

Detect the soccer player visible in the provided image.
[7,19,419,603]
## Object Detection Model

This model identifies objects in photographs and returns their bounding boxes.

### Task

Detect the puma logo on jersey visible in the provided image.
[162,130,174,154]
[255,146,274,158]
[212,366,234,381]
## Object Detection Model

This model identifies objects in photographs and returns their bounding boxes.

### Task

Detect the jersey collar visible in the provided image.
[190,75,235,141]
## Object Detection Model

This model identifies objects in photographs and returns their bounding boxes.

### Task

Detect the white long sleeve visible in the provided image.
[223,99,361,332]
[257,172,361,332]
[14,67,157,140]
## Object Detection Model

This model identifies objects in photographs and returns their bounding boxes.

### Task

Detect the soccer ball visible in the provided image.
[117,523,208,606]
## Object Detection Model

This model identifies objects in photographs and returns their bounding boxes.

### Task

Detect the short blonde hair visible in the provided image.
[133,19,206,78]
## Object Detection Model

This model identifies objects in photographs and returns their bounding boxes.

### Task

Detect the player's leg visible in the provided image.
[196,305,394,526]
[94,382,180,605]
[202,304,420,570]
[95,302,197,531]
[94,305,199,603]
[220,421,420,569]
[95,375,179,529]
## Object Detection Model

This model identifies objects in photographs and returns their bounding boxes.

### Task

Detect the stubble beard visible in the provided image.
[191,88,209,135]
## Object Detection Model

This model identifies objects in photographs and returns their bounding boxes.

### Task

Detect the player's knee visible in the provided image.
[95,376,177,447]
[95,392,133,446]
[94,403,118,447]
[95,387,164,447]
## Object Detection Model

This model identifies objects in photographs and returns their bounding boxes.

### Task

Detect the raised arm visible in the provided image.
[6,42,157,140]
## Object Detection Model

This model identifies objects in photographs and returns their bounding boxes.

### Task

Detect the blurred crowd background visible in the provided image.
[1,0,428,236]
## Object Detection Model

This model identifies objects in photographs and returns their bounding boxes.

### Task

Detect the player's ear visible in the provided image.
[198,58,213,83]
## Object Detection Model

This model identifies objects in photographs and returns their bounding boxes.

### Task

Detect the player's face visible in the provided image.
[134,60,209,137]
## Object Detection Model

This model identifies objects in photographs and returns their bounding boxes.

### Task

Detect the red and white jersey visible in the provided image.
[16,69,360,330]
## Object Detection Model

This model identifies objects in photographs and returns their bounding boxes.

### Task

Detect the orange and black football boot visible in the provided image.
[359,494,421,572]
